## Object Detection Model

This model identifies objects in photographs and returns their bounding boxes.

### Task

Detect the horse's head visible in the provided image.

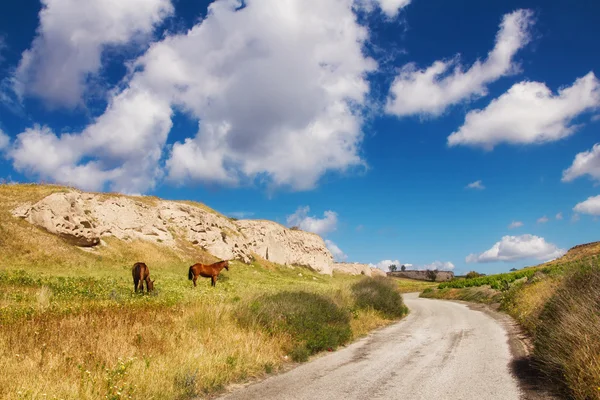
[147,279,155,292]
[223,260,229,271]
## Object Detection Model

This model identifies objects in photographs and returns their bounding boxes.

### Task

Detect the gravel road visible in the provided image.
[217,293,524,400]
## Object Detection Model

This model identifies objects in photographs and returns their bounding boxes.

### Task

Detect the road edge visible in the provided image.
[446,300,562,400]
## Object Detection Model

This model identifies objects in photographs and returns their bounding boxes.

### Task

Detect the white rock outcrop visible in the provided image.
[333,262,372,276]
[332,262,388,277]
[12,190,335,274]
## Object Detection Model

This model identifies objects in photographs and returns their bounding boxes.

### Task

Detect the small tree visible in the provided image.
[426,269,438,282]
[510,268,518,272]
[388,264,397,272]
[465,271,482,279]
[401,265,406,272]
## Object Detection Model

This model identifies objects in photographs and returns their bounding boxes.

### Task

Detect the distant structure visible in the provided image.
[387,270,454,282]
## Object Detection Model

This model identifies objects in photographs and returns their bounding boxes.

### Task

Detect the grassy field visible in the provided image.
[0,184,408,399]
[421,250,600,400]
[388,277,438,294]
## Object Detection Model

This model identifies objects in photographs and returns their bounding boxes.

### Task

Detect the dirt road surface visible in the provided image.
[217,293,525,400]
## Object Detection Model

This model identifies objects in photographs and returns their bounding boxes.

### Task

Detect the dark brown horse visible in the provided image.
[188,260,229,287]
[132,262,154,293]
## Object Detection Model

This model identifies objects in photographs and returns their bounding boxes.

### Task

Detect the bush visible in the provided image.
[534,263,600,400]
[351,277,408,319]
[237,291,352,361]
[438,268,540,290]
[426,269,438,282]
[465,271,482,279]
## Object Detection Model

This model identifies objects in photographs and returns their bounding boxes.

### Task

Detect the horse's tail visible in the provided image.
[188,266,193,280]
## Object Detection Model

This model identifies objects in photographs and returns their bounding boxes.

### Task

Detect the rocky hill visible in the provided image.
[387,270,454,282]
[333,262,386,277]
[7,186,335,274]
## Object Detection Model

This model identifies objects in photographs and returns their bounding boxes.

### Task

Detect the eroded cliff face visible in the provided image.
[11,190,334,275]
[332,262,387,277]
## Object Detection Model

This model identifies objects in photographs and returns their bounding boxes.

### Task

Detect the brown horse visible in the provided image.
[132,262,154,293]
[188,260,229,287]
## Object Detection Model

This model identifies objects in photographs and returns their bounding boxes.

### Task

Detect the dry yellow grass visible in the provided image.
[0,183,407,400]
[391,277,438,293]
[502,276,561,335]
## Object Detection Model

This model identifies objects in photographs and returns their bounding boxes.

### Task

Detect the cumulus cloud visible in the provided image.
[419,261,455,271]
[537,216,549,224]
[13,0,173,107]
[508,221,523,229]
[386,9,534,117]
[448,72,600,149]
[573,195,600,216]
[466,234,565,263]
[0,129,10,150]
[357,0,411,17]
[286,206,338,236]
[466,180,485,190]
[325,239,348,262]
[9,88,172,193]
[555,212,563,220]
[562,143,600,183]
[10,0,379,193]
[368,259,402,271]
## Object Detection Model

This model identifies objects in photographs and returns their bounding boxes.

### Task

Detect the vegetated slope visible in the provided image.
[0,184,409,400]
[5,184,335,275]
[421,243,600,400]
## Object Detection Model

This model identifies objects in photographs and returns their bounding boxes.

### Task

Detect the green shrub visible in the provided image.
[534,262,600,400]
[438,269,540,290]
[237,291,352,359]
[351,277,408,319]
[465,271,482,279]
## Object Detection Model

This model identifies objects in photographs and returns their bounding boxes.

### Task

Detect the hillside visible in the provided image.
[2,184,338,273]
[0,184,408,399]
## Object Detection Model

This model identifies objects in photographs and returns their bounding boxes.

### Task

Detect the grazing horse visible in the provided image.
[132,262,154,293]
[188,260,229,287]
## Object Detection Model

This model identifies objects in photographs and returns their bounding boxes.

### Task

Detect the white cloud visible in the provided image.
[508,221,523,229]
[562,143,600,183]
[555,212,563,220]
[325,239,348,262]
[286,206,338,236]
[386,9,534,117]
[573,195,600,216]
[10,0,379,193]
[9,87,173,193]
[419,261,455,271]
[448,72,600,149]
[572,213,581,222]
[0,129,10,150]
[13,0,173,107]
[537,216,549,224]
[368,259,402,271]
[466,234,565,263]
[357,0,411,17]
[466,180,485,190]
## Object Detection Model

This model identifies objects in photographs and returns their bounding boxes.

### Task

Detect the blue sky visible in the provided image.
[0,0,599,275]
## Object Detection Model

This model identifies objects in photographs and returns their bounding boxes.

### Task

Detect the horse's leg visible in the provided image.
[134,278,139,293]
[211,275,216,287]
[193,275,197,287]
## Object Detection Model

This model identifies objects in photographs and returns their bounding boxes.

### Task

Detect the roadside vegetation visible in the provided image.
[421,247,600,400]
[0,184,409,399]
[390,277,438,293]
